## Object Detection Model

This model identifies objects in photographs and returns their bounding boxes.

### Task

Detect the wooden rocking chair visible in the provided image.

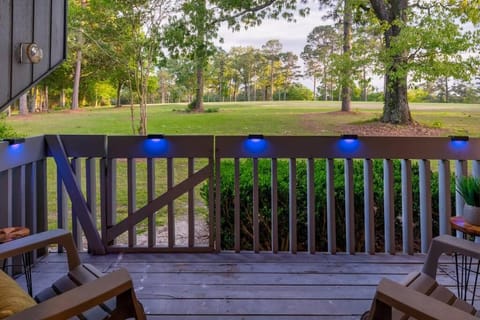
[0,229,145,320]
[366,234,480,320]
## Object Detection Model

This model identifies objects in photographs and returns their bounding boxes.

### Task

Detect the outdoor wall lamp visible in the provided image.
[3,138,25,146]
[17,43,44,64]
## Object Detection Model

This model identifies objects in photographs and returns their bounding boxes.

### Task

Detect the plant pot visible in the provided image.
[463,204,480,225]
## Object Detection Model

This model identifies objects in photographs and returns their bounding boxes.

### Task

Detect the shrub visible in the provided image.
[200,159,454,252]
[0,114,21,139]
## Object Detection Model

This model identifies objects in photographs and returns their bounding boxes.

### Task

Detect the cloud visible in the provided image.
[218,9,326,56]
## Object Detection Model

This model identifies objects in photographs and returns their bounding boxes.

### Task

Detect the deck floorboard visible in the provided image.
[19,252,467,319]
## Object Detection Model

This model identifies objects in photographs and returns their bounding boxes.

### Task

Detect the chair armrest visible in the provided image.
[422,234,480,279]
[6,268,144,320]
[370,278,477,320]
[0,229,81,271]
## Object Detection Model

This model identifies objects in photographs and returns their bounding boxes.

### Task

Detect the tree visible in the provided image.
[301,26,339,101]
[368,0,480,123]
[19,94,28,116]
[113,0,175,134]
[165,0,308,110]
[262,40,283,101]
[340,0,353,111]
[71,0,88,110]
[279,52,301,100]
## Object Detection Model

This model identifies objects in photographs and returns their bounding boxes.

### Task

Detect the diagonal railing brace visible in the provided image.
[106,165,211,243]
[45,135,105,254]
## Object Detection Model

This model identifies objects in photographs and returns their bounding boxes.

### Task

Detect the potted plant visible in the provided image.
[456,175,480,225]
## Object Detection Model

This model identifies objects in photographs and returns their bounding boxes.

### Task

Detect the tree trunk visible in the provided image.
[128,80,136,135]
[370,0,412,124]
[60,88,66,109]
[71,0,87,110]
[116,81,122,107]
[160,74,166,104]
[313,75,316,100]
[341,0,352,112]
[269,61,274,101]
[43,86,49,112]
[444,77,449,103]
[71,48,82,110]
[19,94,28,115]
[381,26,411,124]
[28,87,35,113]
[195,64,205,111]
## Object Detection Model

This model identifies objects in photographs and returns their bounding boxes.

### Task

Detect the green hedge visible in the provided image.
[200,159,455,252]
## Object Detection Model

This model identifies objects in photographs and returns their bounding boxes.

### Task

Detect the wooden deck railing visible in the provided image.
[0,135,479,255]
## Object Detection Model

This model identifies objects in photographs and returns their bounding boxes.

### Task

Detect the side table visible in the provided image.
[0,227,33,296]
[449,216,480,304]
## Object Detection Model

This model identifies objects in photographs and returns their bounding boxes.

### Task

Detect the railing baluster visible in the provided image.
[127,158,136,247]
[56,164,67,249]
[438,159,452,236]
[253,158,260,253]
[419,159,432,253]
[106,158,117,245]
[364,159,374,254]
[208,156,215,251]
[12,166,26,227]
[71,158,82,248]
[25,163,37,234]
[234,158,240,252]
[345,159,355,254]
[307,158,315,254]
[36,159,47,233]
[455,160,468,238]
[0,169,12,227]
[147,158,156,247]
[455,160,468,217]
[86,158,97,246]
[383,159,395,254]
[401,159,413,255]
[36,159,48,257]
[188,157,195,248]
[289,158,297,254]
[326,158,336,254]
[100,158,107,245]
[472,160,480,177]
[472,160,480,243]
[167,158,175,248]
[271,158,278,253]
[215,157,221,252]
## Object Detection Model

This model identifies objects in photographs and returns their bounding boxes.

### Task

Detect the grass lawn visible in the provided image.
[7,101,480,137]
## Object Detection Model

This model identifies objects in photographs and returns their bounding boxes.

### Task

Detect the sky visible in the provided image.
[218,9,326,57]
[216,8,329,90]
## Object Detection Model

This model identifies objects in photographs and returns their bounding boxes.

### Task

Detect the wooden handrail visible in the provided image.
[2,135,479,255]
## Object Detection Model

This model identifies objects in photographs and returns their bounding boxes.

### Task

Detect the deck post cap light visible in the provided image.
[3,138,25,145]
[450,136,469,142]
[147,134,165,140]
[341,134,358,140]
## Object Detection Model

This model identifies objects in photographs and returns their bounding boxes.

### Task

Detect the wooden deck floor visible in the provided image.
[20,251,466,319]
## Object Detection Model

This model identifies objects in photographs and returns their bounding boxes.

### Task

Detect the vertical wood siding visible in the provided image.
[0,0,66,112]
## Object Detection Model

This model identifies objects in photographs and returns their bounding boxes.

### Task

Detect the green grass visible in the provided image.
[7,101,480,137]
